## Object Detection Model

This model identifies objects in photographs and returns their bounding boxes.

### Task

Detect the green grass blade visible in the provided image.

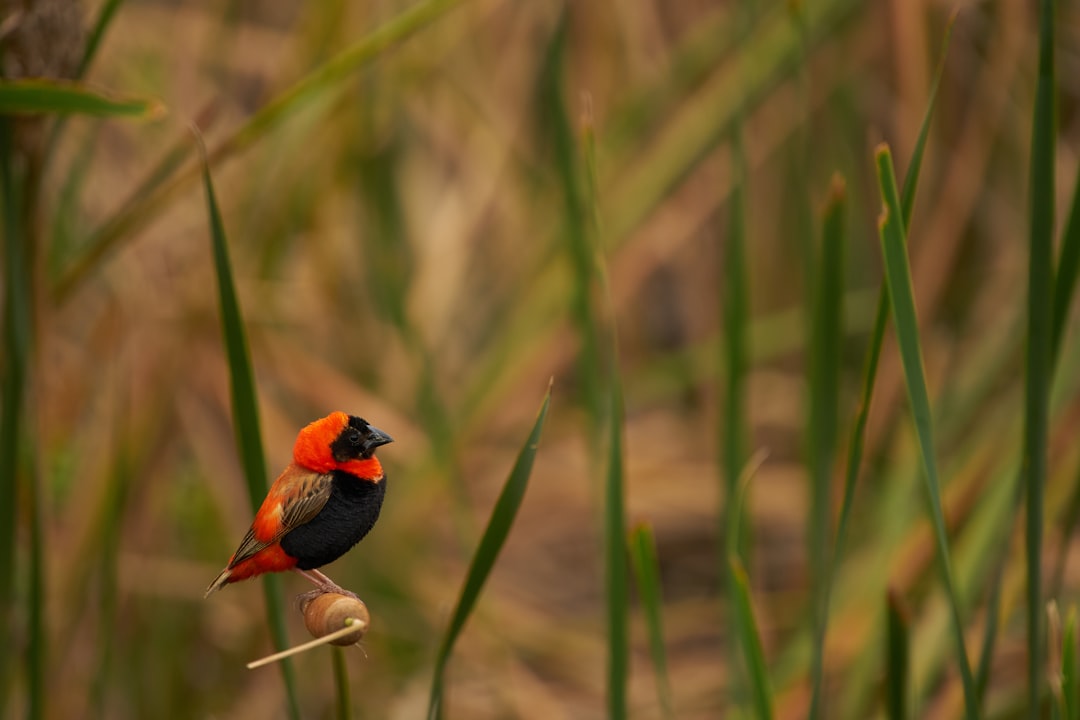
[722,132,749,563]
[26,450,44,720]
[427,385,551,720]
[834,288,887,562]
[540,11,603,432]
[577,62,630,720]
[730,556,773,720]
[606,377,629,720]
[90,413,142,716]
[1026,0,1056,712]
[201,153,267,538]
[1,132,43,714]
[834,11,955,560]
[875,144,978,719]
[721,130,750,710]
[1053,605,1066,720]
[899,13,956,224]
[76,0,127,78]
[0,79,163,118]
[0,117,30,716]
[629,524,674,720]
[1058,608,1075,720]
[199,142,300,720]
[828,23,958,714]
[332,647,350,720]
[885,589,911,720]
[808,175,846,718]
[0,116,46,720]
[1064,608,1078,720]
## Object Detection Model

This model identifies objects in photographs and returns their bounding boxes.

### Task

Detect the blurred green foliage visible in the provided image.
[2,0,1080,718]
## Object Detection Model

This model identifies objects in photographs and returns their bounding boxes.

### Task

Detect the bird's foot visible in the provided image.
[292,567,360,604]
[296,585,360,608]
[319,583,360,601]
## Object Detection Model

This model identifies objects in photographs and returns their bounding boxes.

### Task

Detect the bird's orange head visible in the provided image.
[293,412,393,478]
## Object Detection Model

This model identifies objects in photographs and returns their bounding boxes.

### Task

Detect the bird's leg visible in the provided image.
[292,568,359,600]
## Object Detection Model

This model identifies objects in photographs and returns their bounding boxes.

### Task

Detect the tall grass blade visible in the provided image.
[0,114,46,718]
[722,132,749,564]
[1052,604,1066,720]
[898,13,956,225]
[539,11,603,431]
[0,121,47,717]
[885,589,911,720]
[834,11,955,559]
[720,130,750,709]
[77,0,127,78]
[808,175,846,718]
[200,154,265,545]
[26,448,43,720]
[730,556,773,720]
[835,288,886,557]
[629,524,674,720]
[605,376,629,720]
[199,141,300,720]
[91,419,139,716]
[1026,0,1056,713]
[0,79,163,118]
[0,117,30,715]
[1064,608,1078,720]
[578,68,630,720]
[332,647,350,720]
[875,144,978,719]
[427,385,551,720]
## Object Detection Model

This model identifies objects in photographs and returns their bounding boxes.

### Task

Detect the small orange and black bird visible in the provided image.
[205,412,393,599]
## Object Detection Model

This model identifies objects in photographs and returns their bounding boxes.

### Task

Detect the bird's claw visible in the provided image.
[296,585,360,609]
[324,585,360,601]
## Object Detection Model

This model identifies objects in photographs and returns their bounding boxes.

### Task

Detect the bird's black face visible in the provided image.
[330,416,394,461]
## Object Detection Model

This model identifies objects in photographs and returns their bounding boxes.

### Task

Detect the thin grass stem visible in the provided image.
[1025,0,1056,713]
[875,144,978,719]
[427,386,551,719]
[198,136,301,720]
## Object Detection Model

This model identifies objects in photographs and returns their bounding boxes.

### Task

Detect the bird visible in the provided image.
[205,412,393,599]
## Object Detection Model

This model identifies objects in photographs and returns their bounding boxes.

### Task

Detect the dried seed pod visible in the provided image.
[300,592,369,646]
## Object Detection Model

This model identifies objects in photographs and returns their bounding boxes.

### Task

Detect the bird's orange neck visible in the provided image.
[294,446,384,480]
[291,412,385,480]
[337,456,384,481]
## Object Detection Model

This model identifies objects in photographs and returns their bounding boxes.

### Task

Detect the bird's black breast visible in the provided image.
[280,471,386,570]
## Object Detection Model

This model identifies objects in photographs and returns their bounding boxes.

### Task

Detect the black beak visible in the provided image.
[363,426,394,454]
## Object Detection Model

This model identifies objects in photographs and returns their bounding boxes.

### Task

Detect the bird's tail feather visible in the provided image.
[204,567,232,598]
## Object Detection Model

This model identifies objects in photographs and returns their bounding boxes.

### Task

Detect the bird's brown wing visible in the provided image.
[226,466,334,569]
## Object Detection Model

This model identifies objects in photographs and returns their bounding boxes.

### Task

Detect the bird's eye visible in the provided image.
[348,431,362,446]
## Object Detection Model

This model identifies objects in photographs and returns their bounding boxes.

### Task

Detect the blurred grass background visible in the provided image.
[3,0,1080,717]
